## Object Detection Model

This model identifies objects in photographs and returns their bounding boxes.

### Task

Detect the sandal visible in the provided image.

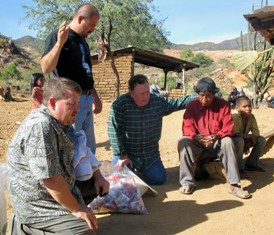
[229,185,251,199]
[179,184,196,195]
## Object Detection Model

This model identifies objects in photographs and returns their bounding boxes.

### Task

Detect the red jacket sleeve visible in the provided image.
[182,102,198,140]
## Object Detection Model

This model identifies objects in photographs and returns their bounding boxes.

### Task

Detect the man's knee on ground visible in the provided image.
[145,163,167,185]
[146,173,166,185]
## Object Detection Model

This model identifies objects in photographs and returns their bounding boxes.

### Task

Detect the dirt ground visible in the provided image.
[1,94,274,235]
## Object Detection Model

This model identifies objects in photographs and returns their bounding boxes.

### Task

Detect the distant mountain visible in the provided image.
[14,35,38,45]
[14,34,249,52]
[171,34,248,51]
[14,35,44,54]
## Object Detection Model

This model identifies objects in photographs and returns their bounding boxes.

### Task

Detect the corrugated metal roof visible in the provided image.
[91,46,199,72]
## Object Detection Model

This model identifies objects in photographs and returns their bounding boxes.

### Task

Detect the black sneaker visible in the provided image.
[245,164,265,172]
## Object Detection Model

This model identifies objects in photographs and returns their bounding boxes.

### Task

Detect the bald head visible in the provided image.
[70,3,100,37]
[74,3,100,20]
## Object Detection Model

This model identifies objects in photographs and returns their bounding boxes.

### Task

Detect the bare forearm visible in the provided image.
[234,133,251,139]
[92,169,103,179]
[40,42,63,74]
[92,88,102,114]
[40,22,70,74]
[43,176,81,213]
[91,88,99,100]
[92,170,110,195]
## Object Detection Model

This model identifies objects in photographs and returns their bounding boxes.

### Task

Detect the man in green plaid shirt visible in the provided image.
[108,74,194,185]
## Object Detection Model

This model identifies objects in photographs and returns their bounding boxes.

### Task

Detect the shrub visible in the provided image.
[0,63,22,81]
[191,53,214,67]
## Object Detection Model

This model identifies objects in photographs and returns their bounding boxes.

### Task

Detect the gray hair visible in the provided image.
[43,77,82,105]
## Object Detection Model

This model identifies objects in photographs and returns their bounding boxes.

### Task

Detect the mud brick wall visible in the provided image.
[168,89,186,99]
[92,53,134,102]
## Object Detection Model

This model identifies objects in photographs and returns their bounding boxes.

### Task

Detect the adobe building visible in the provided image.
[91,46,199,102]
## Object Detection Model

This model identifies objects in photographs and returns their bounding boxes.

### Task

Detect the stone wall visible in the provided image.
[92,53,134,102]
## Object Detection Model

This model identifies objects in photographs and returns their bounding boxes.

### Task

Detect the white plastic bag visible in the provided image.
[88,161,148,214]
[0,163,9,235]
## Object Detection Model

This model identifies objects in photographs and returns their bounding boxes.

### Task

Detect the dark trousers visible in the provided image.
[76,177,97,205]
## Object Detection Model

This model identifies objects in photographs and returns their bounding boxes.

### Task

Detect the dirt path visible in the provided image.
[1,95,274,234]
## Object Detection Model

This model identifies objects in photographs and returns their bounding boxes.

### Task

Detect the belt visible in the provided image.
[82,89,93,96]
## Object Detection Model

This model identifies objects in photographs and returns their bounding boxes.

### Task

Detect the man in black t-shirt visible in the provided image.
[40,3,101,154]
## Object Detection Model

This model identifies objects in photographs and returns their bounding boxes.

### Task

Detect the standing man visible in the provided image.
[7,77,109,234]
[40,3,101,154]
[178,77,250,199]
[108,74,194,185]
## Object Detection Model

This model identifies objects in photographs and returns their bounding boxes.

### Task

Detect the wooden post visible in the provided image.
[163,69,168,90]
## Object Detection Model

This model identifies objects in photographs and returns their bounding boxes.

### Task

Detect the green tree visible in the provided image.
[22,0,170,97]
[191,53,214,67]
[0,63,22,81]
[22,0,170,51]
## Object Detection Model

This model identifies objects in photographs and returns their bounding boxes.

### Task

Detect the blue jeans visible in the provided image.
[73,94,96,154]
[112,155,167,185]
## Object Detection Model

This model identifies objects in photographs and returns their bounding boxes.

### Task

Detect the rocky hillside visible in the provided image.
[162,48,248,97]
[14,35,44,55]
[0,35,38,71]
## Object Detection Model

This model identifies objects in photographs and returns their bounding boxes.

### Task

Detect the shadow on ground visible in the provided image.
[96,140,111,152]
[263,136,274,155]
[96,198,243,235]
[96,154,274,235]
[244,157,274,193]
[4,98,29,103]
[96,165,246,235]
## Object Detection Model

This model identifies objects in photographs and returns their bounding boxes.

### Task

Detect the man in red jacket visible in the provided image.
[178,77,250,199]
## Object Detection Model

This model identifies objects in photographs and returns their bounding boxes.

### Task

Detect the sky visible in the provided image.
[0,0,274,44]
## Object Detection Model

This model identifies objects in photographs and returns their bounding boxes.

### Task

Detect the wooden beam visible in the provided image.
[248,17,274,31]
